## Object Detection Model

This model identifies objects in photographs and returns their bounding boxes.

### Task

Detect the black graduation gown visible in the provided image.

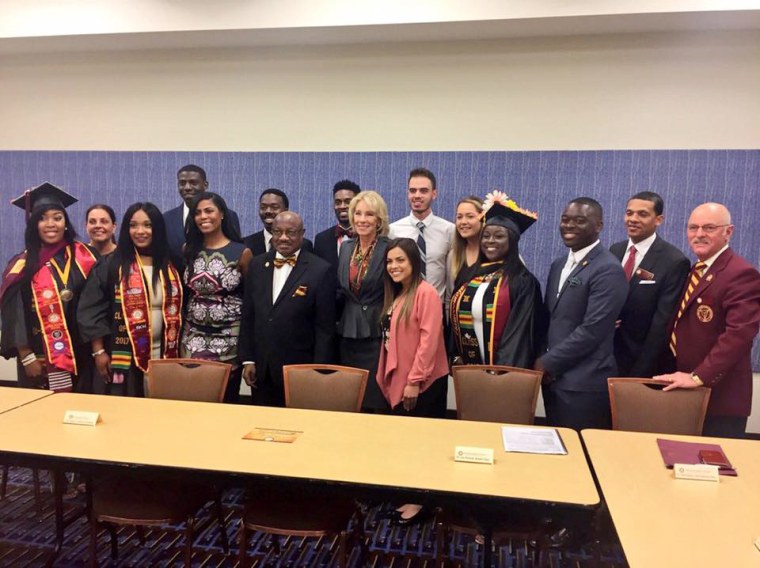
[0,244,94,390]
[77,256,146,397]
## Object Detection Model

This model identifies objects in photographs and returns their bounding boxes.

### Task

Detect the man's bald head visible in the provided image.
[687,202,734,261]
[271,211,305,257]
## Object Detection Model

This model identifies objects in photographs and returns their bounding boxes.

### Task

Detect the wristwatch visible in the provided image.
[690,373,704,386]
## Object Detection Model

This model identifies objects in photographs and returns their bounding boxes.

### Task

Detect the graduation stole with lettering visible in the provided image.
[450,261,511,365]
[113,254,182,373]
[30,242,97,375]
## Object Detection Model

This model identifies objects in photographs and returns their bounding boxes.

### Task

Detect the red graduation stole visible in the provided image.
[30,242,97,374]
[119,255,182,373]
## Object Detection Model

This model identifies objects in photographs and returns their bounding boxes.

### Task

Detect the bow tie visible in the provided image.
[335,225,354,239]
[273,256,297,268]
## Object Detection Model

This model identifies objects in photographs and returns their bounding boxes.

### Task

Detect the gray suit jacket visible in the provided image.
[540,243,627,392]
[336,236,389,339]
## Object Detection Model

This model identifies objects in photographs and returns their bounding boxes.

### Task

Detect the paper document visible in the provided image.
[501,426,567,455]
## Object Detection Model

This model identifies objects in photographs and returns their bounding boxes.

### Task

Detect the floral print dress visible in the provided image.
[181,241,246,364]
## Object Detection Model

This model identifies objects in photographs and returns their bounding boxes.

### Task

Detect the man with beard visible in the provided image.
[164,164,241,268]
[536,197,627,430]
[313,179,360,273]
[243,188,312,256]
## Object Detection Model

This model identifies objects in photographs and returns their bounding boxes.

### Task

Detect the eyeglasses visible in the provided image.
[686,224,730,234]
[271,229,302,239]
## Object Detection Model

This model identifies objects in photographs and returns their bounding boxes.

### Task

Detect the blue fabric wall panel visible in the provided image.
[1,150,757,368]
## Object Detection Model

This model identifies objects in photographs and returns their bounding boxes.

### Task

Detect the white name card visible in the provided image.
[673,463,720,482]
[454,446,494,465]
[63,410,101,426]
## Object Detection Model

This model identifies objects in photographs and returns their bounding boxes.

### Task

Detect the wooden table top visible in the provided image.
[0,393,598,506]
[583,429,760,568]
[0,386,53,414]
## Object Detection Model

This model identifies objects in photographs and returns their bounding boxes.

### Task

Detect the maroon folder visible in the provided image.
[656,438,737,476]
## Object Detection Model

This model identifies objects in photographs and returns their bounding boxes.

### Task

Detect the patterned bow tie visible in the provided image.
[273,256,297,268]
[335,225,354,239]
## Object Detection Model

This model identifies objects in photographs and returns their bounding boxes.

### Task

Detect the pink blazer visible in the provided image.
[376,281,449,409]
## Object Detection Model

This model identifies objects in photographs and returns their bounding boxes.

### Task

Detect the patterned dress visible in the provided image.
[181,242,246,364]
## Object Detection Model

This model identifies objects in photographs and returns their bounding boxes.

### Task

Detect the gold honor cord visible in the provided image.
[49,248,73,302]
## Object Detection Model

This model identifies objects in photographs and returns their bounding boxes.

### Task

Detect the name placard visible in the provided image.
[673,463,720,482]
[454,446,494,465]
[63,410,101,426]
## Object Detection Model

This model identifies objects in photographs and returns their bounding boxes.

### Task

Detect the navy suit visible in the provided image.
[243,230,313,257]
[163,204,241,269]
[610,236,690,377]
[540,243,627,430]
[239,249,336,406]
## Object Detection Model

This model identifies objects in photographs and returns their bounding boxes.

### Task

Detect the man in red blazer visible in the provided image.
[657,202,760,438]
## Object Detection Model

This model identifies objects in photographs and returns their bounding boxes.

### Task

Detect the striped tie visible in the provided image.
[416,221,427,277]
[669,261,707,356]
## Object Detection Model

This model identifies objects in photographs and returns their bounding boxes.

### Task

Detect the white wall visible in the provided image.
[1,31,759,151]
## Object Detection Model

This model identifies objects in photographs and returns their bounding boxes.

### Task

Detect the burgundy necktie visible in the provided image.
[623,245,636,281]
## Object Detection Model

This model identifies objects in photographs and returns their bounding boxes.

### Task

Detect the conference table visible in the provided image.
[0,386,53,414]
[583,429,760,568]
[0,392,600,566]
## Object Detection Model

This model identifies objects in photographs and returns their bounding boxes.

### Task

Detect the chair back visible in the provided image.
[283,364,368,413]
[145,359,231,402]
[608,378,711,435]
[452,365,542,424]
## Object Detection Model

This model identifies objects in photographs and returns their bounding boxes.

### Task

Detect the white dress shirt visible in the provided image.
[389,211,454,301]
[621,232,657,275]
[557,239,600,296]
[263,228,273,252]
[272,250,300,303]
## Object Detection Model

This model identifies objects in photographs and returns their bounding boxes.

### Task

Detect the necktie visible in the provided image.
[557,255,577,296]
[267,236,273,252]
[416,221,427,277]
[623,245,636,281]
[335,225,354,239]
[273,256,297,268]
[669,261,707,356]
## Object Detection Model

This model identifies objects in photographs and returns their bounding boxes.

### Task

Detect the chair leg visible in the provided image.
[338,531,347,568]
[136,525,147,546]
[107,524,118,560]
[88,515,99,568]
[1,465,8,499]
[214,490,230,554]
[238,521,249,568]
[184,516,195,568]
[32,469,43,515]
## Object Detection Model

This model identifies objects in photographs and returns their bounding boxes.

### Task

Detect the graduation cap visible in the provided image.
[482,191,538,240]
[11,182,77,219]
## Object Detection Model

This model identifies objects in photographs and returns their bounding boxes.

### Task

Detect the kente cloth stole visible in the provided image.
[116,257,182,373]
[450,265,511,365]
[30,242,97,378]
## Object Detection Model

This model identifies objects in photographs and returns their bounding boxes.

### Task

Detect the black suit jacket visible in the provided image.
[243,230,313,257]
[610,236,690,377]
[163,204,241,268]
[313,225,341,272]
[239,249,336,386]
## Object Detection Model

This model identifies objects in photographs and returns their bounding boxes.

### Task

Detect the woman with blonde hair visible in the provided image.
[449,195,484,290]
[336,190,390,411]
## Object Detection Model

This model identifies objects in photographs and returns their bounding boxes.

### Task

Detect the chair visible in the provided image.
[145,358,231,402]
[283,363,368,412]
[452,364,542,424]
[608,377,711,435]
[88,359,232,567]
[1,466,46,515]
[437,365,547,566]
[238,364,368,568]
